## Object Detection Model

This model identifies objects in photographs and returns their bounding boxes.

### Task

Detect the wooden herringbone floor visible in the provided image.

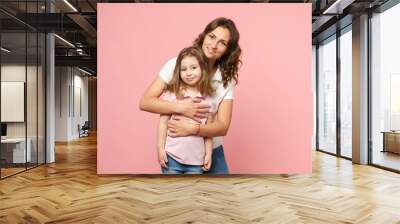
[1,134,400,224]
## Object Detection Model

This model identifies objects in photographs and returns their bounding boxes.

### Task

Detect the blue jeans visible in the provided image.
[204,145,229,174]
[161,154,203,174]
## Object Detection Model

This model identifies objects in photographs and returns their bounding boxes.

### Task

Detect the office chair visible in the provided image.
[79,121,90,138]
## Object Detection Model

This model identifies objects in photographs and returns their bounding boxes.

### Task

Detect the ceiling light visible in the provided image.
[54,34,75,48]
[78,67,93,76]
[63,0,78,12]
[322,0,354,15]
[1,47,11,53]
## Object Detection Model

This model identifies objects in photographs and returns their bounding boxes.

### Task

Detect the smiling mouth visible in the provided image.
[207,47,215,55]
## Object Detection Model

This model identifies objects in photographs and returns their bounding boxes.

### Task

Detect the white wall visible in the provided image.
[55,67,89,141]
[1,65,41,137]
[72,73,89,138]
[55,67,70,141]
[1,65,26,131]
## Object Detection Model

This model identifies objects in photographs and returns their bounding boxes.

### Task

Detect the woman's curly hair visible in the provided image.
[193,17,242,88]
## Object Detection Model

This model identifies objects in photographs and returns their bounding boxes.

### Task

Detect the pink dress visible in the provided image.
[160,91,216,165]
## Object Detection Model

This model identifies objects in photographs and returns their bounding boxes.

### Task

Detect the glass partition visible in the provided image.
[27,31,38,169]
[38,32,45,165]
[0,1,46,179]
[1,30,28,177]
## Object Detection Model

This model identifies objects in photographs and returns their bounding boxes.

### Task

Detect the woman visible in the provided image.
[139,17,242,174]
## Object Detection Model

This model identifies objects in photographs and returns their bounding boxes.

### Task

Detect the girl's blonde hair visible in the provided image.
[166,47,215,98]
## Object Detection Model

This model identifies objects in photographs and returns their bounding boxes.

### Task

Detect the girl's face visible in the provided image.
[180,56,202,87]
[202,26,231,62]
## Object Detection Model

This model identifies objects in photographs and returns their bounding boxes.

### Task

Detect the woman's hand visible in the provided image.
[158,148,168,168]
[176,98,210,122]
[203,153,212,171]
[167,116,198,137]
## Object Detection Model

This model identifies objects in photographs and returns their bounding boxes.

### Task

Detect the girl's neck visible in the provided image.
[182,85,200,96]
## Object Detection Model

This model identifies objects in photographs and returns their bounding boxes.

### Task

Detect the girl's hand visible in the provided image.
[158,148,168,168]
[203,153,212,171]
[167,117,198,137]
[177,98,210,122]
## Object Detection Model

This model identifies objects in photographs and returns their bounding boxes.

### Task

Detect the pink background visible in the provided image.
[97,3,312,174]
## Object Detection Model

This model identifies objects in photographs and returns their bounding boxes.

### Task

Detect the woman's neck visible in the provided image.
[208,60,218,75]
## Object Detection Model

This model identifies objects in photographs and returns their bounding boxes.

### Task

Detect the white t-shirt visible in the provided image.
[158,57,235,149]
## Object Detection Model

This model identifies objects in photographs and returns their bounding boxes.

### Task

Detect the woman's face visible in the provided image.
[202,26,231,62]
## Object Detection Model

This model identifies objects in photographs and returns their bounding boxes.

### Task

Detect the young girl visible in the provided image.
[157,47,216,174]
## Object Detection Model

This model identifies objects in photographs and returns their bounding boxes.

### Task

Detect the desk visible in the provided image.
[1,138,31,163]
[381,131,400,154]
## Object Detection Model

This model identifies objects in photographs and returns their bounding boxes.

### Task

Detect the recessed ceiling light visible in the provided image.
[322,0,355,15]
[63,0,78,12]
[78,67,93,76]
[54,34,75,48]
[1,47,11,53]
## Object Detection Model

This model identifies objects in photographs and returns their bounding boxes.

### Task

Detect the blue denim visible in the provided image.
[204,145,229,174]
[161,154,203,174]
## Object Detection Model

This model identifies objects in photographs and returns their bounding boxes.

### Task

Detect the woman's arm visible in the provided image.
[139,76,210,120]
[139,77,177,114]
[157,115,170,168]
[167,99,233,138]
[199,100,233,137]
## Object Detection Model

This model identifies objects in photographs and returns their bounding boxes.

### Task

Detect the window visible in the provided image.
[371,3,400,171]
[339,27,352,158]
[317,35,337,154]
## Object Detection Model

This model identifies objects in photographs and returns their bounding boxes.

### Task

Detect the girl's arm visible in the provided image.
[157,114,170,168]
[168,99,233,138]
[139,77,209,120]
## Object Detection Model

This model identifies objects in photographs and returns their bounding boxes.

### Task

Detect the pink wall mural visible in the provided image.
[97,3,313,174]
